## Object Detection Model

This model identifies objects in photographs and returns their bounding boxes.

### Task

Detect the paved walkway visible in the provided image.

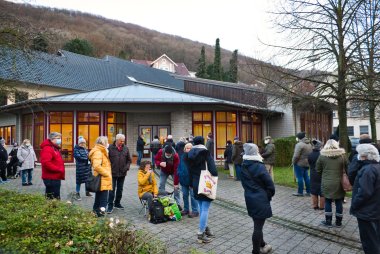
[2,164,363,254]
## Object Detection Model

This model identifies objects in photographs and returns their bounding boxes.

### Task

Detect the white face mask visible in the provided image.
[296,137,299,142]
[26,143,31,147]
[264,139,269,144]
[106,144,110,149]
[56,138,62,145]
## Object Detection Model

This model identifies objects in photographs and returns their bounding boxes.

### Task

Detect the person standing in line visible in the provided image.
[89,136,112,217]
[224,140,234,179]
[261,136,275,180]
[107,134,131,213]
[241,143,274,254]
[348,134,373,185]
[184,136,218,243]
[316,139,347,227]
[350,144,380,254]
[308,139,325,210]
[165,134,176,147]
[73,137,92,200]
[178,142,199,218]
[7,142,19,179]
[175,137,186,156]
[17,139,37,186]
[292,132,312,196]
[150,135,162,171]
[0,138,9,183]
[40,132,65,199]
[205,132,214,158]
[136,134,146,166]
[232,136,244,181]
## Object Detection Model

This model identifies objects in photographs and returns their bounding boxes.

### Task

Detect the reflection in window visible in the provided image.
[241,113,262,145]
[106,112,126,143]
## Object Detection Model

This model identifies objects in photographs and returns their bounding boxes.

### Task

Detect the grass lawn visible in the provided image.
[273,166,297,188]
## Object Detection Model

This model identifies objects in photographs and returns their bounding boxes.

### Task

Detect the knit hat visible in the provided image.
[296,132,306,140]
[243,143,259,156]
[264,136,272,140]
[167,135,173,140]
[193,136,204,145]
[164,145,174,154]
[311,139,322,150]
[234,136,239,141]
[78,136,86,144]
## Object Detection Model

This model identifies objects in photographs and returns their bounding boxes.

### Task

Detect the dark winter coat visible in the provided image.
[175,141,186,158]
[154,148,180,185]
[108,144,132,177]
[150,139,162,154]
[241,158,275,219]
[136,137,145,152]
[205,138,214,157]
[184,145,218,202]
[8,148,19,164]
[224,144,233,163]
[308,149,322,196]
[316,148,347,199]
[177,153,190,186]
[232,141,244,165]
[40,139,65,180]
[73,145,91,184]
[0,144,7,162]
[348,155,362,186]
[350,160,380,221]
[262,143,275,165]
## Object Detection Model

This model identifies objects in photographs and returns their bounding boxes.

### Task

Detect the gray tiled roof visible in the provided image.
[0,49,183,91]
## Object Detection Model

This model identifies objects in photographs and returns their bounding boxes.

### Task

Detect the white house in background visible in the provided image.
[132,54,191,76]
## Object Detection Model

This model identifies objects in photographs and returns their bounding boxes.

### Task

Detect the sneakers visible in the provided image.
[114,204,124,210]
[292,193,304,197]
[188,212,199,218]
[197,232,213,244]
[85,191,93,197]
[304,193,311,197]
[106,207,113,214]
[205,226,215,238]
[28,182,33,185]
[74,192,82,201]
[260,244,272,254]
[22,183,28,186]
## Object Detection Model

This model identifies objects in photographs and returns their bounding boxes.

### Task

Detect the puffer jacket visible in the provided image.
[184,145,218,202]
[350,160,380,221]
[17,145,37,170]
[232,141,244,165]
[73,145,91,184]
[137,169,158,198]
[40,139,65,180]
[262,142,275,165]
[108,143,131,177]
[89,144,112,191]
[292,138,312,167]
[316,147,347,199]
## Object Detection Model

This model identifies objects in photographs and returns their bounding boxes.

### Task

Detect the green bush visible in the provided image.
[274,136,297,167]
[0,189,166,254]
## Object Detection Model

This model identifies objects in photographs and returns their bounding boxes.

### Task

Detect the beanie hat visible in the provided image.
[243,143,259,156]
[78,137,86,144]
[296,132,306,140]
[164,145,174,154]
[264,136,272,140]
[167,135,173,140]
[193,136,204,145]
[234,136,239,141]
[311,139,322,150]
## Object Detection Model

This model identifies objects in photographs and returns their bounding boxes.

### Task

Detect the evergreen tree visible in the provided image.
[228,49,238,83]
[212,38,222,80]
[206,63,214,79]
[196,46,207,78]
[63,38,94,56]
[31,34,49,52]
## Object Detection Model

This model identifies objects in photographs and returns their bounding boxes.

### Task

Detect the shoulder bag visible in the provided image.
[341,155,352,192]
[198,162,218,199]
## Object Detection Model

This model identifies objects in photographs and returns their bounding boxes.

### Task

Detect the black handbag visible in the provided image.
[85,174,101,193]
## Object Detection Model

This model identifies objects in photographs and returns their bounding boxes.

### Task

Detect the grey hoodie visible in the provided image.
[292,138,312,167]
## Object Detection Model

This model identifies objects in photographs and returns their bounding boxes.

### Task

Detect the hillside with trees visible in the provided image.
[0,0,264,84]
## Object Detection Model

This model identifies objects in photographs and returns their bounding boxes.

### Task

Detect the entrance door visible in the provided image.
[138,125,171,157]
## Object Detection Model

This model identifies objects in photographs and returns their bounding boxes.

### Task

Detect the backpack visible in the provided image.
[149,199,167,224]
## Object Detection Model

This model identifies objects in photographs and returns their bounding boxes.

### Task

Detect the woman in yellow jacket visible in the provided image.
[89,136,112,217]
[138,160,158,208]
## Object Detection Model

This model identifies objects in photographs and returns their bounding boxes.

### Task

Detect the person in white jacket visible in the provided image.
[17,139,37,186]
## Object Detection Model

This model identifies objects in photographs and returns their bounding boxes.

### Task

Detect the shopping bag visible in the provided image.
[198,164,218,199]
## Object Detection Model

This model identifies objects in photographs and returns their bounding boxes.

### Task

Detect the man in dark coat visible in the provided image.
[7,142,19,178]
[224,140,234,178]
[261,136,275,180]
[136,134,145,166]
[350,144,380,254]
[205,132,214,158]
[348,134,374,185]
[0,138,9,183]
[107,134,132,213]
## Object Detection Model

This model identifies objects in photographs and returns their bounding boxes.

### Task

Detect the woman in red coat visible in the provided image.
[40,132,65,199]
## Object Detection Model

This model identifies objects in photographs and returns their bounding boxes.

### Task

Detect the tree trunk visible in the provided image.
[369,101,377,141]
[337,98,349,151]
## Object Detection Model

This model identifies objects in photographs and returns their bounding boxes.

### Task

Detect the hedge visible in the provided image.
[273,136,297,167]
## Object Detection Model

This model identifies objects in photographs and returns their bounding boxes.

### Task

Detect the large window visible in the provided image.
[22,114,33,142]
[49,112,73,162]
[192,112,213,143]
[77,112,100,149]
[216,112,237,159]
[359,125,368,135]
[241,113,262,144]
[347,126,354,136]
[106,112,126,143]
[0,125,16,145]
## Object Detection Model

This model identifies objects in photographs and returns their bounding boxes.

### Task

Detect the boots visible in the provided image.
[86,191,93,197]
[197,232,213,243]
[335,216,342,227]
[205,226,215,238]
[321,215,332,228]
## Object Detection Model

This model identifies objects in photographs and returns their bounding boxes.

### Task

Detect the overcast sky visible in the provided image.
[11,0,279,60]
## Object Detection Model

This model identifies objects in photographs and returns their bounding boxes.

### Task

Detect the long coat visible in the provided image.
[17,145,37,170]
[316,148,347,199]
[89,144,112,191]
[184,145,218,202]
[108,144,132,177]
[224,144,233,163]
[308,149,322,195]
[241,158,275,219]
[40,139,65,180]
[73,145,91,184]
[262,143,275,165]
[232,141,244,165]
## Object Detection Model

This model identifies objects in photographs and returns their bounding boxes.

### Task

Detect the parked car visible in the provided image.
[349,137,360,150]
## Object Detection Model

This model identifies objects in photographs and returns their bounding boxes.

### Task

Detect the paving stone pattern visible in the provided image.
[2,164,364,254]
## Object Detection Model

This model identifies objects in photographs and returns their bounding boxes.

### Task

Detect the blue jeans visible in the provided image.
[235,164,242,181]
[108,176,125,208]
[182,185,198,213]
[294,165,310,194]
[198,200,211,232]
[21,168,33,184]
[151,153,157,169]
[93,190,109,215]
[158,170,181,205]
[137,151,143,166]
[76,183,81,193]
[43,179,61,200]
[325,198,343,217]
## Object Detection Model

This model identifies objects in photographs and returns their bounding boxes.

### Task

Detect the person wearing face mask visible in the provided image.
[261,136,275,180]
[40,132,65,199]
[17,139,37,186]
[292,132,312,197]
[73,137,92,200]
